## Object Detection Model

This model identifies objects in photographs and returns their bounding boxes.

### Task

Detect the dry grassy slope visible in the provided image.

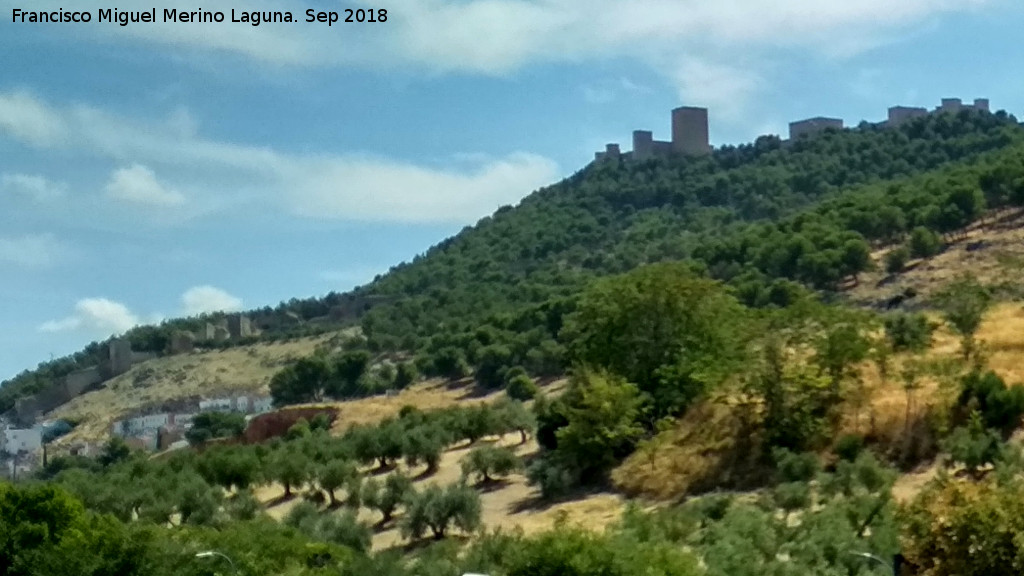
[50,336,332,444]
[614,301,1024,503]
[848,208,1024,306]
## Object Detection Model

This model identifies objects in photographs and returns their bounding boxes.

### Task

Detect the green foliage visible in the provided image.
[506,374,539,401]
[185,411,247,445]
[553,370,645,480]
[99,437,132,467]
[267,447,311,497]
[773,449,821,483]
[474,525,702,576]
[393,362,418,389]
[884,246,910,273]
[934,273,993,359]
[362,473,413,524]
[270,356,334,405]
[833,433,866,462]
[957,370,1024,434]
[746,338,834,452]
[883,311,935,352]
[901,476,1024,575]
[317,459,357,507]
[941,412,1004,477]
[563,263,748,418]
[908,225,944,258]
[286,418,313,441]
[475,344,514,388]
[401,482,482,540]
[461,445,522,484]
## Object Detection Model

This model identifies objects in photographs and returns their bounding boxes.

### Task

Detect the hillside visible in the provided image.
[16,109,1024,576]
[5,109,1024,417]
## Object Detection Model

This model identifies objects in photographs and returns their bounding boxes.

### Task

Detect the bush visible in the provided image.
[833,434,865,462]
[525,456,579,500]
[883,312,935,352]
[461,445,522,484]
[942,414,1005,478]
[884,246,910,274]
[773,449,820,483]
[506,374,539,401]
[909,226,943,258]
[957,370,1024,433]
[315,510,373,552]
[901,476,1024,576]
[475,344,515,389]
[394,362,418,389]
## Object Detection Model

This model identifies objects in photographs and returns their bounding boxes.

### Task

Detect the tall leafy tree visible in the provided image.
[562,263,748,418]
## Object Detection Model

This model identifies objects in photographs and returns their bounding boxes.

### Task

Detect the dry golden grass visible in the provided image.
[615,301,1024,502]
[849,208,1024,305]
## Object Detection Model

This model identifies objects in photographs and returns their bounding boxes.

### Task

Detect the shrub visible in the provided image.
[773,449,820,483]
[461,445,522,484]
[883,312,934,352]
[833,433,865,462]
[506,374,539,401]
[909,226,943,258]
[394,362,418,389]
[942,413,1004,478]
[525,456,579,500]
[884,246,910,274]
[957,370,1024,434]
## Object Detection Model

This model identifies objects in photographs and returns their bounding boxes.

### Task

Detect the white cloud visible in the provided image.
[3,0,990,117]
[285,152,560,223]
[0,90,67,147]
[2,173,67,202]
[0,0,990,127]
[0,91,561,224]
[105,164,187,207]
[38,286,241,336]
[669,58,766,122]
[181,286,243,316]
[39,298,141,334]
[0,233,66,269]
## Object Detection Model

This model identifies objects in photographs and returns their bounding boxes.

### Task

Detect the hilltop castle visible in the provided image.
[595,96,991,163]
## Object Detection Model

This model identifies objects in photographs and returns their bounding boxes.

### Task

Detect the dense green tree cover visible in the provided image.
[6,111,1024,415]
[563,263,749,418]
[185,412,247,445]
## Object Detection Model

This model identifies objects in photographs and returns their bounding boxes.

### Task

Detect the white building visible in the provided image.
[252,396,273,414]
[199,398,233,413]
[2,428,42,455]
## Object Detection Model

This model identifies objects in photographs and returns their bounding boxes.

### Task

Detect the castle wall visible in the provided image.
[887,106,928,126]
[789,117,844,140]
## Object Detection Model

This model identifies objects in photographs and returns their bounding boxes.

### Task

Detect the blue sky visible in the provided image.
[2,0,1023,381]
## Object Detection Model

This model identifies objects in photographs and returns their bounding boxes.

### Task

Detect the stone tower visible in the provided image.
[671,106,711,155]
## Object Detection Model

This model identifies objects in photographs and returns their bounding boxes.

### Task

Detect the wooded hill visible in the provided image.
[4,108,1024,412]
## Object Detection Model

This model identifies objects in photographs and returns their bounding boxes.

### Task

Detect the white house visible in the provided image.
[2,428,42,455]
[199,398,233,413]
[252,396,273,414]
